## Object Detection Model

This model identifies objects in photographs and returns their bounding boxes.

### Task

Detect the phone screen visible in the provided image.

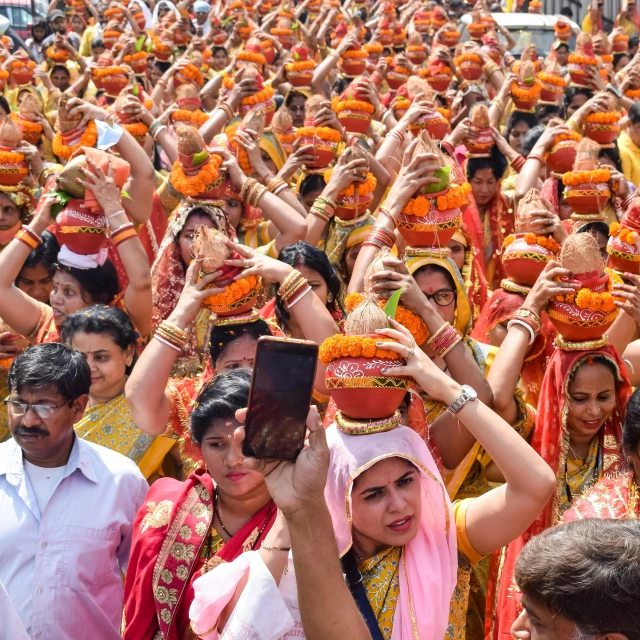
[242,337,318,461]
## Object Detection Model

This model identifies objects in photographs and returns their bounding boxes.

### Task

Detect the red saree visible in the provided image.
[487,345,631,639]
[122,469,275,640]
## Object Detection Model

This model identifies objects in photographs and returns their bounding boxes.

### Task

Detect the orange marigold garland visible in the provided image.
[10,112,42,135]
[295,126,342,143]
[237,50,267,66]
[323,168,377,196]
[584,111,622,124]
[568,53,598,65]
[341,49,368,59]
[503,232,561,253]
[122,121,149,141]
[170,153,223,197]
[225,124,252,173]
[241,85,275,106]
[286,59,316,72]
[171,110,209,126]
[52,120,98,161]
[401,183,472,216]
[562,169,611,186]
[453,52,482,66]
[510,80,542,100]
[204,274,261,307]
[538,72,566,87]
[335,99,375,114]
[46,46,70,62]
[552,269,623,312]
[319,334,403,364]
[177,64,204,87]
[609,222,639,245]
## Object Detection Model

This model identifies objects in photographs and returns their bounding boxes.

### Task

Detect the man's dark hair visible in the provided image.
[8,343,91,401]
[515,519,640,640]
[629,34,639,51]
[628,101,640,126]
[623,387,640,458]
[559,6,572,17]
[190,368,251,444]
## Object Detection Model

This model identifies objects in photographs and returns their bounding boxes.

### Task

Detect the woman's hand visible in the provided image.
[210,145,247,190]
[224,239,294,284]
[66,97,109,128]
[30,192,59,234]
[522,260,580,316]
[325,152,367,194]
[383,140,442,215]
[167,257,224,328]
[526,206,568,244]
[530,121,575,155]
[613,272,640,326]
[398,97,435,130]
[312,104,344,136]
[0,331,23,358]
[445,117,475,148]
[17,141,44,177]
[241,405,330,516]
[75,157,123,217]
[375,319,462,404]
[368,256,431,314]
[277,141,317,182]
[235,127,271,179]
[610,168,630,199]
[570,93,612,125]
[227,73,259,111]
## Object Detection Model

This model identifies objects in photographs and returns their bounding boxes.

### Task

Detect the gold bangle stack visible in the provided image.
[310,195,336,222]
[155,320,189,352]
[267,177,288,195]
[240,178,268,207]
[277,269,308,302]
[218,103,234,122]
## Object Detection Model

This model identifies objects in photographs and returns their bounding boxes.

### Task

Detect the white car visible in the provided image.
[459,12,580,57]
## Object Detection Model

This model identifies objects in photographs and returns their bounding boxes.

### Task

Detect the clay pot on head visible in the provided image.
[607,233,640,275]
[56,199,108,255]
[512,95,538,111]
[262,44,275,65]
[387,70,410,90]
[338,108,373,134]
[409,111,449,140]
[441,31,460,47]
[201,265,260,316]
[334,191,374,220]
[396,193,461,248]
[102,73,128,96]
[539,83,563,104]
[547,269,619,341]
[546,140,579,174]
[287,70,313,87]
[340,58,367,76]
[583,121,620,147]
[296,133,338,168]
[426,73,451,93]
[10,69,33,86]
[407,48,427,65]
[239,99,275,127]
[325,353,409,419]
[458,59,483,81]
[465,128,494,158]
[568,65,593,88]
[502,233,556,286]
[564,183,611,216]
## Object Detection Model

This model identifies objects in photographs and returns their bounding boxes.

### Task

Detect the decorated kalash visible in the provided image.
[562,138,614,232]
[607,197,640,277]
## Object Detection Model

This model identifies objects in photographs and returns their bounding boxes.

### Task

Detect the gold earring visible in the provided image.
[327,292,333,303]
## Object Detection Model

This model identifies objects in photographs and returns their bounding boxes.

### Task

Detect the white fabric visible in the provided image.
[0,436,148,640]
[57,245,108,269]
[23,461,66,515]
[130,0,153,30]
[152,0,180,23]
[96,120,124,150]
[190,551,298,640]
[0,580,29,640]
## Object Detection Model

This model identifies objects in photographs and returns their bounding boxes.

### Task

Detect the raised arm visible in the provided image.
[0,194,57,336]
[76,157,153,337]
[125,259,222,435]
[377,320,556,557]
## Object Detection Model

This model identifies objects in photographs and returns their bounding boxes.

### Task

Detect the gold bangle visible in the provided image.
[240,177,258,203]
[246,181,262,207]
[278,269,303,297]
[159,320,189,342]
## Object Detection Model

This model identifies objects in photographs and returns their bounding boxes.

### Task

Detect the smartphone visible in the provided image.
[242,336,318,461]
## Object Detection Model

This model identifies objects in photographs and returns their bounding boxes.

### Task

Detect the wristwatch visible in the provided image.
[447,385,478,415]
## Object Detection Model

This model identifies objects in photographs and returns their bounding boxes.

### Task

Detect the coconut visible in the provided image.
[18,93,42,121]
[57,93,83,134]
[271,107,293,134]
[406,75,431,100]
[193,227,231,273]
[573,137,601,172]
[239,107,265,136]
[560,232,603,275]
[304,94,328,124]
[176,124,207,157]
[364,247,395,295]
[515,188,548,233]
[471,103,490,129]
[56,155,89,198]
[344,294,389,335]
[0,116,22,150]
[517,60,536,85]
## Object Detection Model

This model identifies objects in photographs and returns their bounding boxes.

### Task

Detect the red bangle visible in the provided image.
[527,153,544,165]
[426,323,461,358]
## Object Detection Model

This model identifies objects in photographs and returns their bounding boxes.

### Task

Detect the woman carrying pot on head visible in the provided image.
[122,368,279,640]
[61,305,176,480]
[187,320,555,640]
[0,155,153,345]
[126,243,340,468]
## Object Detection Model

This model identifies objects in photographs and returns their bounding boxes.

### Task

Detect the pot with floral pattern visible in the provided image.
[545,131,581,174]
[502,233,560,286]
[408,109,450,140]
[55,199,108,255]
[582,112,621,147]
[607,206,640,275]
[547,268,619,342]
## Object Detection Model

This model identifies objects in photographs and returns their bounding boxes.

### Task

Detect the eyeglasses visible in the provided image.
[425,289,456,307]
[4,397,72,419]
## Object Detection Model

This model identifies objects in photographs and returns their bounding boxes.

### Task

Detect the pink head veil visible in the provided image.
[324,424,457,640]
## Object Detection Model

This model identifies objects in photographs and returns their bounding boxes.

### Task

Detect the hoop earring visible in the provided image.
[327,292,333,303]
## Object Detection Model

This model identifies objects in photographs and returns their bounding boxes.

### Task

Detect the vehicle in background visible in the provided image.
[0,0,47,41]
[459,12,579,58]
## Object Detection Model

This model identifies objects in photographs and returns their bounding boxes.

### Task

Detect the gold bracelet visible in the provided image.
[278,269,303,297]
[246,181,262,207]
[240,177,258,203]
[261,543,291,552]
[249,183,268,207]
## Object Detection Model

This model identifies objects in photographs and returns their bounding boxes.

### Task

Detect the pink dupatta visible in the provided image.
[324,424,457,640]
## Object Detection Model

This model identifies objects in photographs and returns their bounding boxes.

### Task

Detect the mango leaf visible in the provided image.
[49,190,72,220]
[132,83,139,97]
[423,165,451,194]
[146,42,152,53]
[192,150,210,167]
[121,189,132,200]
[384,285,406,320]
[135,35,146,53]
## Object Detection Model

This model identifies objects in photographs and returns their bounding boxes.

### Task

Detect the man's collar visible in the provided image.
[0,433,98,485]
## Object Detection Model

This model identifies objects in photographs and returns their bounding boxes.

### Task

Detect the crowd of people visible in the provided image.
[0,0,640,638]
